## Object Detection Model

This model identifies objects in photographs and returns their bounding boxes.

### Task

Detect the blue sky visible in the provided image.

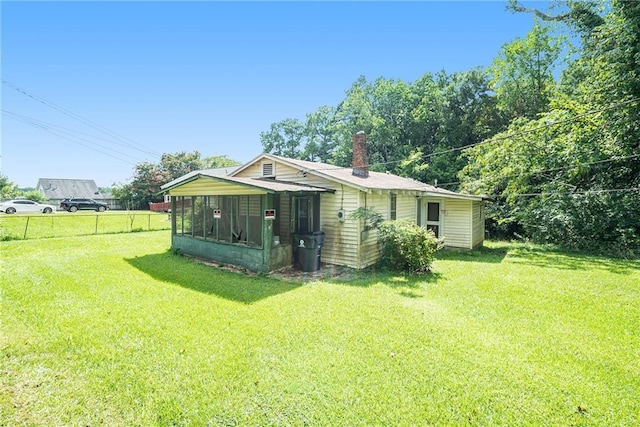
[2,1,538,188]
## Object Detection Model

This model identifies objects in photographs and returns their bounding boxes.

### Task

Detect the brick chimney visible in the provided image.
[352,131,369,178]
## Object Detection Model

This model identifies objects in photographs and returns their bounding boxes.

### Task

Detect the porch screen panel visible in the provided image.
[279,194,291,243]
[175,197,186,235]
[174,195,262,248]
[183,197,194,236]
[247,195,262,247]
[192,196,207,238]
[219,196,234,242]
[206,196,220,240]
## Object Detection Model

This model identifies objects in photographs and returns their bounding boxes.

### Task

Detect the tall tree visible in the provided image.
[114,151,204,210]
[302,106,339,163]
[488,24,565,121]
[260,118,305,158]
[461,0,640,255]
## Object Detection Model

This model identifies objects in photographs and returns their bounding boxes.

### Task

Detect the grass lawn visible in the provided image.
[1,231,639,426]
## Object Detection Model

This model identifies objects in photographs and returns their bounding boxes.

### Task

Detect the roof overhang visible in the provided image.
[161,172,334,196]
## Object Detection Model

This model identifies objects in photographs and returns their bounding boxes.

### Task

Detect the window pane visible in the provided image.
[427,202,440,222]
[390,194,397,220]
[427,224,439,237]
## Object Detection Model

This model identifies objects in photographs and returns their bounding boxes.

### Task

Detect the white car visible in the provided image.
[0,199,57,214]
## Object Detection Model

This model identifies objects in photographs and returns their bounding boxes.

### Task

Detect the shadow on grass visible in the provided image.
[436,244,509,263]
[506,245,639,275]
[126,251,302,304]
[325,268,443,290]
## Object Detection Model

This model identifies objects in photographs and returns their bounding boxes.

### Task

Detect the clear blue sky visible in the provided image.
[2,1,539,188]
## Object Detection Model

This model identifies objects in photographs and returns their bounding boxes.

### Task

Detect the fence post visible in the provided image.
[23,216,30,239]
[148,213,151,230]
[95,215,99,234]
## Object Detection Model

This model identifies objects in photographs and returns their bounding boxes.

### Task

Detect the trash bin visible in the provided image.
[295,233,323,272]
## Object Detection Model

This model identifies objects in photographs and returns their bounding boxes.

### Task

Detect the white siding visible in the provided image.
[397,193,417,222]
[442,199,472,249]
[471,201,485,248]
[320,186,361,269]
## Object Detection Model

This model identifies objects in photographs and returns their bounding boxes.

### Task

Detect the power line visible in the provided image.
[300,96,640,173]
[2,109,151,164]
[2,79,163,159]
[435,152,640,188]
[3,110,140,166]
[491,187,640,198]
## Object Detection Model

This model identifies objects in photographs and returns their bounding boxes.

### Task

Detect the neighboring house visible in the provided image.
[36,178,121,209]
[161,132,485,272]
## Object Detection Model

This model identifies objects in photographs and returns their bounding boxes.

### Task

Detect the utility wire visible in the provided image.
[2,79,163,159]
[491,187,640,198]
[296,96,640,173]
[3,110,139,166]
[2,109,150,163]
[435,152,640,188]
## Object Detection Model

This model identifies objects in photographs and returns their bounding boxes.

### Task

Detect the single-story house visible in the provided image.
[161,132,485,272]
[36,178,121,209]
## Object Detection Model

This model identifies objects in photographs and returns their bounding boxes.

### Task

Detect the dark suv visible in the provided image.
[60,198,109,212]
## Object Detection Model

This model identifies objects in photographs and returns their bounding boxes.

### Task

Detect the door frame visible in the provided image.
[422,198,444,238]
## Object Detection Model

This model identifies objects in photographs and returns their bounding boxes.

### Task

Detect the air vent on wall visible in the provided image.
[262,163,275,177]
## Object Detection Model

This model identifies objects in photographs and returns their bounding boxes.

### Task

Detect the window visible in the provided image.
[390,194,397,220]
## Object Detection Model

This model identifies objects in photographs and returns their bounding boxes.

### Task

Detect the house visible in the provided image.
[161,132,485,272]
[36,178,121,209]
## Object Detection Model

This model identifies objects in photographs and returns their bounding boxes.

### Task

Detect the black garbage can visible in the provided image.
[295,233,322,272]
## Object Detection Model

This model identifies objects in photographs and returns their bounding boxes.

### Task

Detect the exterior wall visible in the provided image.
[236,159,364,269]
[319,187,361,269]
[471,201,485,248]
[397,193,418,222]
[442,199,473,249]
[172,235,273,272]
[358,192,418,269]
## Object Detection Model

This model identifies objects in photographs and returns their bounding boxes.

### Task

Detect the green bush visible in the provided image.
[378,220,444,273]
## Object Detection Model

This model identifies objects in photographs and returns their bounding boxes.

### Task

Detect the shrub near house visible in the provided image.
[378,220,444,273]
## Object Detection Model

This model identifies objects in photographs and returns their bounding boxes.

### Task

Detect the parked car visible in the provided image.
[0,199,57,214]
[60,198,109,212]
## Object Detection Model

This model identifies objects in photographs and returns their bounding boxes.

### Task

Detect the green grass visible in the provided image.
[1,232,639,426]
[0,210,171,240]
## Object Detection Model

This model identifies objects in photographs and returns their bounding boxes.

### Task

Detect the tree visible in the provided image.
[488,24,565,121]
[114,151,204,210]
[0,174,22,200]
[202,155,241,169]
[22,190,47,203]
[302,106,339,163]
[260,118,305,158]
[461,0,640,255]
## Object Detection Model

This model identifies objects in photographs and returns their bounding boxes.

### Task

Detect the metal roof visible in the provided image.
[161,171,334,193]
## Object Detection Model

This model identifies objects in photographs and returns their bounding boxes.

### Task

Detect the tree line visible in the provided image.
[259,0,640,257]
